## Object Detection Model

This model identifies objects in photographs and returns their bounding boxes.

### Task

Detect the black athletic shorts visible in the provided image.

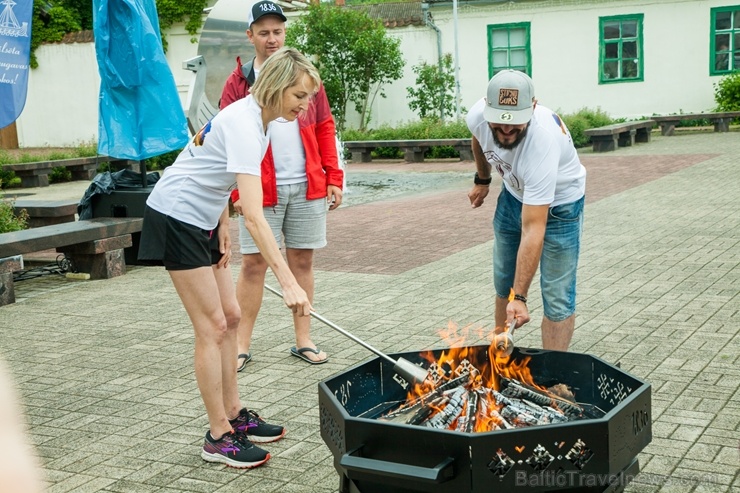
[138,206,222,270]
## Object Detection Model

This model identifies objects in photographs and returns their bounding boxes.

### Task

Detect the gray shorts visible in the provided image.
[239,181,327,254]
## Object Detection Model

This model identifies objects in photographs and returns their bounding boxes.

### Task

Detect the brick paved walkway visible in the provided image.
[0,131,738,492]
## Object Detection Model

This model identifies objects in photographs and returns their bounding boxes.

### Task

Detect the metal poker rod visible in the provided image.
[264,284,430,385]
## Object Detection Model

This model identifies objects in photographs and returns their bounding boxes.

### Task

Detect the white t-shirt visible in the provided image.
[467,99,586,207]
[269,117,307,185]
[254,65,307,185]
[146,96,266,230]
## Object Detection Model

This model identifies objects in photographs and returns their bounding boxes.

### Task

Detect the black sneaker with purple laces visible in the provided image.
[230,408,286,443]
[201,430,270,468]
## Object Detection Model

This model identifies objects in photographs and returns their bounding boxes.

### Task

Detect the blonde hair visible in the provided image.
[251,47,321,111]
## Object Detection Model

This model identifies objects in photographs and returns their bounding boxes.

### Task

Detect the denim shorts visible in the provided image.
[493,187,584,321]
[239,181,327,254]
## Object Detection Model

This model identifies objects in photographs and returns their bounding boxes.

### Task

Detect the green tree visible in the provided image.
[59,0,93,30]
[407,53,456,120]
[30,3,81,68]
[29,0,208,66]
[286,3,404,132]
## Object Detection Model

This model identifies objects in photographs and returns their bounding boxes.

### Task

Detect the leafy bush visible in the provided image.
[0,192,28,233]
[75,141,98,157]
[675,116,712,128]
[0,167,18,189]
[146,149,181,170]
[49,166,72,184]
[47,151,74,161]
[560,108,614,148]
[714,70,740,124]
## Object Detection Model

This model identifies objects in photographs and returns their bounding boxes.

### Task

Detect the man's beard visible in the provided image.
[492,125,528,150]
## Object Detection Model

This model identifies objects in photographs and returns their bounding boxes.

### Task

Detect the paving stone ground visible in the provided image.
[1,131,738,493]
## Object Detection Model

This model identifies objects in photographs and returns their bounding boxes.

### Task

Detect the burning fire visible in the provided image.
[393,321,578,433]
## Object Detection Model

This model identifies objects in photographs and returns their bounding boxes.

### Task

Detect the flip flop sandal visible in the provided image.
[237,352,252,372]
[290,346,328,365]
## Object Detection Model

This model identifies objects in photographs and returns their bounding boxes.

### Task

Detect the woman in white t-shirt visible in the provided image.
[138,47,317,469]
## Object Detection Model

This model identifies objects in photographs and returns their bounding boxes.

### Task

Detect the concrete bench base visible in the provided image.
[0,255,23,305]
[57,235,132,279]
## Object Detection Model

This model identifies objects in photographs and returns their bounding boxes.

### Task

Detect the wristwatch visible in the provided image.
[474,172,492,185]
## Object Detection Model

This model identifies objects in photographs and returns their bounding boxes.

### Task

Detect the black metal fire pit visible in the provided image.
[319,346,651,493]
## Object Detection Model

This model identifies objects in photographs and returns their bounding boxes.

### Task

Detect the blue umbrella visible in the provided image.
[93,0,188,161]
[0,0,33,130]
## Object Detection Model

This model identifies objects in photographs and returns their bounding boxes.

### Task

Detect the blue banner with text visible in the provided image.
[0,0,33,129]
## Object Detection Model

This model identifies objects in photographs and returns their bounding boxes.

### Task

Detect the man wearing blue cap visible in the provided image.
[221,0,343,369]
[466,70,587,352]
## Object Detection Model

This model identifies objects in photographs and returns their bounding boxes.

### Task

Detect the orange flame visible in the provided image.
[404,320,558,433]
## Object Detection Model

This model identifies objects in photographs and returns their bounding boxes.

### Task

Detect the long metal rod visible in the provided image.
[263,284,398,367]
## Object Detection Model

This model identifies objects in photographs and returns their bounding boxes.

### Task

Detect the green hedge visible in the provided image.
[342,108,618,158]
[342,118,472,159]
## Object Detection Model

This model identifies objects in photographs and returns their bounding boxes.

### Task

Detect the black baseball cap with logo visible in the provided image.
[247,0,287,27]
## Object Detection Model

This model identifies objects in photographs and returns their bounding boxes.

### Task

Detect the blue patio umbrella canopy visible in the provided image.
[93,0,188,160]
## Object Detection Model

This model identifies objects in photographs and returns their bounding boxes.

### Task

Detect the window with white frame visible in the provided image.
[711,6,740,75]
[487,23,531,79]
[599,14,643,83]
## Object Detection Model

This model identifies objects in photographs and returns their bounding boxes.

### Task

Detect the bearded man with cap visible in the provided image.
[466,69,586,351]
[220,0,343,369]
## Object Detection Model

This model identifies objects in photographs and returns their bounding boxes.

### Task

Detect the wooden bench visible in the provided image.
[12,199,78,228]
[344,138,473,163]
[2,156,129,188]
[583,120,655,153]
[0,217,143,306]
[651,111,740,136]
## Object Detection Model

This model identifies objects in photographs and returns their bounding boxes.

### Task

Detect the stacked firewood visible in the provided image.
[382,373,604,432]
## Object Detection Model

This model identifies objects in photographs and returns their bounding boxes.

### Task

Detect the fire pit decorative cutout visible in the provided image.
[319,345,651,493]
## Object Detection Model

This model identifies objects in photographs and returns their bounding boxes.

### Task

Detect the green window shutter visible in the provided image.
[487,22,532,80]
[599,14,644,84]
[710,6,740,75]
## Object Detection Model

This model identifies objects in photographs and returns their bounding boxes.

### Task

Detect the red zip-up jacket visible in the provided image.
[220,56,343,207]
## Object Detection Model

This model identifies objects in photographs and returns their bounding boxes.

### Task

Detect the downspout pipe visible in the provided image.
[422,3,444,120]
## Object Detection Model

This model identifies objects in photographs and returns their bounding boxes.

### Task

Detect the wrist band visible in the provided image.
[513,294,527,304]
[474,172,492,186]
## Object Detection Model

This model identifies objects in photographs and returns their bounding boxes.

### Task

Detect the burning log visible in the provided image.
[455,390,478,432]
[522,399,569,423]
[500,377,584,418]
[406,395,448,425]
[499,402,544,427]
[488,408,514,430]
[425,386,467,429]
[382,373,470,421]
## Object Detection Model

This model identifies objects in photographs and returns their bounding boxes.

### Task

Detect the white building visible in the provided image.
[349,0,737,128]
[8,0,739,148]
